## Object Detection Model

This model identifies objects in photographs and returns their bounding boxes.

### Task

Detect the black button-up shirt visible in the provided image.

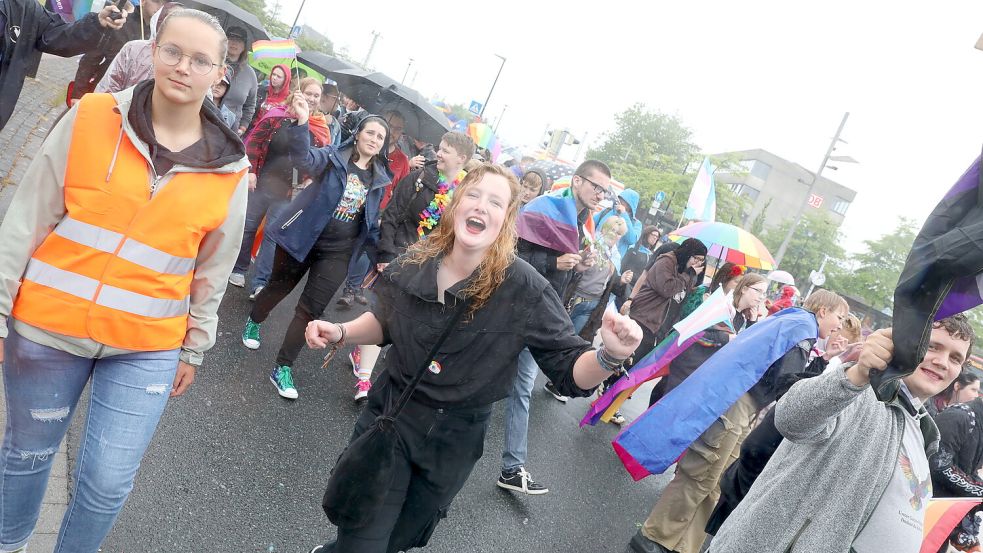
[371,255,594,408]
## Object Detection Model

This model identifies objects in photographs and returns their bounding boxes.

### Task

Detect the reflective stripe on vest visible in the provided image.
[54,216,196,275]
[24,259,191,319]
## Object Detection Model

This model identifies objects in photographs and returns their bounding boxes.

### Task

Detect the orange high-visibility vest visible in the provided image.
[12,93,245,351]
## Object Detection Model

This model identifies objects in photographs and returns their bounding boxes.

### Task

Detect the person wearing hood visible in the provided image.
[210,72,237,128]
[930,396,983,553]
[221,25,257,134]
[519,168,549,207]
[767,284,798,315]
[622,237,707,368]
[0,0,127,129]
[241,101,391,400]
[0,10,247,549]
[252,63,291,125]
[95,1,184,93]
[69,0,162,101]
[229,77,329,297]
[594,188,641,257]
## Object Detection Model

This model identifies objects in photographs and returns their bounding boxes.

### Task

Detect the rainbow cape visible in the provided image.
[613,308,817,480]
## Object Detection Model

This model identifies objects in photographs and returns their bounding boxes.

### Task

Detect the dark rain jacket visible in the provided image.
[0,0,104,129]
[269,123,391,263]
[375,165,440,264]
[930,397,983,498]
[878,155,983,401]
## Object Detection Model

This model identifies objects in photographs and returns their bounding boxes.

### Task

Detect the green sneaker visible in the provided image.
[242,318,261,350]
[270,365,298,399]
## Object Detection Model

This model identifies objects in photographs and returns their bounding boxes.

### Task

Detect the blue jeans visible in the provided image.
[251,200,291,289]
[344,250,371,291]
[233,186,289,285]
[569,299,599,334]
[0,329,179,553]
[501,348,539,472]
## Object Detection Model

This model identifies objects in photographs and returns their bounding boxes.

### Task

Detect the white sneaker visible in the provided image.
[228,272,246,287]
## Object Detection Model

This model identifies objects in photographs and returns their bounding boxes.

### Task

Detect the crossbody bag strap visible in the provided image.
[385,298,470,419]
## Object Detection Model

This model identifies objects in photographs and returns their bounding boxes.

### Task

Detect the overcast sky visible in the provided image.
[273,0,983,255]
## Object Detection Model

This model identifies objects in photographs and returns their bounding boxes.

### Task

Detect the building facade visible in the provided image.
[713,148,858,230]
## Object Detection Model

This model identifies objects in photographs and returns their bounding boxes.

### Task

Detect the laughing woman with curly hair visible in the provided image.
[303,164,643,553]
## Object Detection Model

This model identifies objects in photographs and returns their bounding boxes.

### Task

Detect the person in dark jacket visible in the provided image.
[518,168,549,206]
[930,396,983,552]
[620,225,660,293]
[241,99,391,400]
[928,372,981,418]
[68,0,161,101]
[303,163,642,553]
[373,130,473,268]
[0,0,126,129]
[501,160,613,496]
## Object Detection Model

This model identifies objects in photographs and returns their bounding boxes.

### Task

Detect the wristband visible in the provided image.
[333,322,347,345]
[596,346,628,375]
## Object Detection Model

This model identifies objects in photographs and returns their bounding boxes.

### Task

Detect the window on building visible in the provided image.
[749,161,771,180]
[729,182,760,202]
[831,197,850,216]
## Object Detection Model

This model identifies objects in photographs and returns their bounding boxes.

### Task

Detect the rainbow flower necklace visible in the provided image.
[417,169,466,239]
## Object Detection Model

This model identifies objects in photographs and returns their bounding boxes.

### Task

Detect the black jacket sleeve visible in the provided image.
[749,340,811,408]
[931,407,983,497]
[377,171,421,264]
[36,10,104,58]
[524,282,594,398]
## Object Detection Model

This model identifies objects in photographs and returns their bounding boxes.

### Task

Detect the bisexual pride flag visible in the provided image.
[517,190,581,254]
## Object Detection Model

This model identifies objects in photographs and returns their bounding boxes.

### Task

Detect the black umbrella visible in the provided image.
[179,0,270,41]
[297,52,357,76]
[326,68,451,145]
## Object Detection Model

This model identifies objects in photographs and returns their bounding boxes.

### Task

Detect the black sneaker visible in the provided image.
[354,289,369,305]
[496,467,549,495]
[626,530,674,553]
[544,381,569,403]
[336,289,354,308]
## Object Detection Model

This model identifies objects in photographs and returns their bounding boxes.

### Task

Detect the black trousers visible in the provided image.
[250,243,351,367]
[323,376,492,553]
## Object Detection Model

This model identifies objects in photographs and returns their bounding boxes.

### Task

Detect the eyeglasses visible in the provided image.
[156,43,220,75]
[577,175,609,196]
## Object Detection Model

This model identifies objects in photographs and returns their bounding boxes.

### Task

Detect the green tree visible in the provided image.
[826,218,918,311]
[761,211,845,288]
[228,0,287,38]
[586,103,698,173]
[750,199,772,236]
[296,34,334,56]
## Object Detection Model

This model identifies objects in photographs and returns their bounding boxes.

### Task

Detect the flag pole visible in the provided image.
[139,1,144,40]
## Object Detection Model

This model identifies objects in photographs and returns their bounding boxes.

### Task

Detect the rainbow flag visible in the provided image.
[251,39,298,60]
[467,123,502,162]
[921,498,982,553]
[581,331,702,427]
[516,191,581,254]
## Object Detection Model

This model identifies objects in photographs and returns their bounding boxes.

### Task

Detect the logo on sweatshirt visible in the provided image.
[900,453,931,510]
[427,360,442,375]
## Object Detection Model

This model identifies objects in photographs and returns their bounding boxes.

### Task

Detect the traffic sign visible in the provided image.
[468,101,483,115]
[655,191,666,203]
[809,270,826,286]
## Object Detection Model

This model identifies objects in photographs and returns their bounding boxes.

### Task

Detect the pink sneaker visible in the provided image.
[354,379,371,403]
[349,346,361,378]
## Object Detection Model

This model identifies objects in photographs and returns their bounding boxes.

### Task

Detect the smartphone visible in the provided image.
[109,0,129,20]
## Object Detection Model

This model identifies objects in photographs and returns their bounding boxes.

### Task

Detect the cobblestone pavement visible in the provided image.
[0,53,80,553]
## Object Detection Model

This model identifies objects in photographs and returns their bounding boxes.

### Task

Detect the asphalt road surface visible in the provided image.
[67,280,672,553]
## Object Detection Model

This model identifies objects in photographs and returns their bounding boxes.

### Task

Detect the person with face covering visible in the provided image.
[303,164,642,553]
[0,10,247,550]
[95,1,184,93]
[622,237,707,367]
[242,100,391,400]
[252,63,291,126]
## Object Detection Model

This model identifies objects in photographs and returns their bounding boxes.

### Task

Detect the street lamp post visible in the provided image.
[479,54,506,118]
[773,112,851,266]
[401,58,414,84]
[289,0,308,33]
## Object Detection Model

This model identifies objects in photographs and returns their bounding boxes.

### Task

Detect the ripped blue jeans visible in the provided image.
[0,328,178,553]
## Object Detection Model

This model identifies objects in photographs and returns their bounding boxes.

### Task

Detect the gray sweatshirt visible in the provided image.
[222,57,257,130]
[710,364,939,553]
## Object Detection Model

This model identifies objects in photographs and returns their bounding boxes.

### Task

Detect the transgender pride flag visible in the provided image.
[683,157,717,222]
[673,288,735,345]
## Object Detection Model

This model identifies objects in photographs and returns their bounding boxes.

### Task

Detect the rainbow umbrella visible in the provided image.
[467,123,502,162]
[669,221,776,270]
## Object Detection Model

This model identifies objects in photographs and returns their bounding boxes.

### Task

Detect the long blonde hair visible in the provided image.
[402,163,520,313]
